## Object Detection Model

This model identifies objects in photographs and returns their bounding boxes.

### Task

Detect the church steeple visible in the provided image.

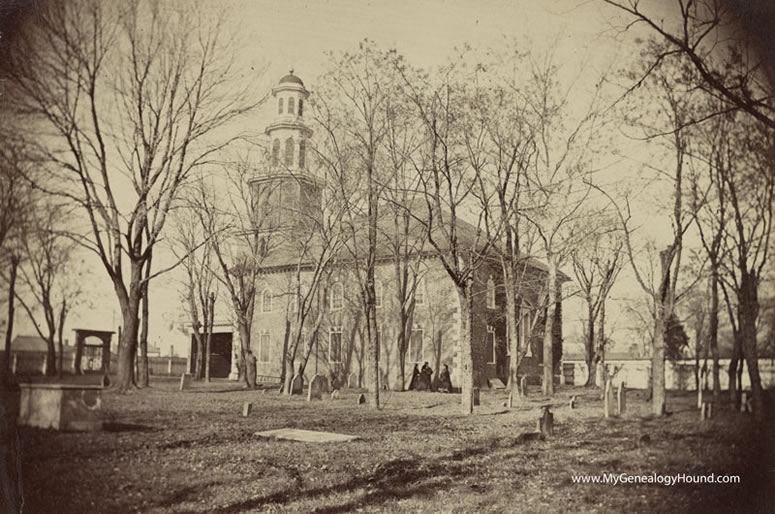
[266,69,312,171]
[251,71,322,234]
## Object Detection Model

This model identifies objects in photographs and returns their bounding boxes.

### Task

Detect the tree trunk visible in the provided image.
[709,268,721,398]
[116,290,142,391]
[739,274,764,420]
[138,268,150,387]
[652,312,667,416]
[596,298,607,389]
[456,283,475,415]
[238,318,255,388]
[542,263,557,396]
[505,265,521,406]
[204,293,215,383]
[728,330,741,406]
[584,303,596,387]
[57,301,66,378]
[3,256,19,384]
[281,319,291,390]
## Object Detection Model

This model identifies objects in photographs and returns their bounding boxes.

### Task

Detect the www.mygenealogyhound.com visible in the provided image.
[571,473,741,486]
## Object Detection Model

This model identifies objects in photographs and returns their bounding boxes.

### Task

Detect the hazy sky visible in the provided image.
[7,0,686,357]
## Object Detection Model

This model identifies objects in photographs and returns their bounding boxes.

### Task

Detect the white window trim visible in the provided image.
[487,325,496,364]
[258,331,271,363]
[410,326,424,363]
[415,277,425,306]
[487,276,496,310]
[329,326,343,363]
[330,282,344,311]
[261,289,273,313]
[375,280,383,308]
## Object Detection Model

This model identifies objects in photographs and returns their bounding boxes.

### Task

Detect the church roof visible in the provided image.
[10,335,48,352]
[279,73,304,86]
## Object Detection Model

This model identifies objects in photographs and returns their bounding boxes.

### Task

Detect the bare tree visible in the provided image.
[400,55,501,414]
[2,0,258,391]
[571,219,624,387]
[14,203,83,377]
[602,0,775,129]
[313,41,412,408]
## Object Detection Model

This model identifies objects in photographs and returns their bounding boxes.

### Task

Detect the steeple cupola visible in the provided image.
[266,69,312,171]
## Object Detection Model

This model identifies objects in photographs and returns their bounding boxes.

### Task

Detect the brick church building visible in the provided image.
[247,72,563,391]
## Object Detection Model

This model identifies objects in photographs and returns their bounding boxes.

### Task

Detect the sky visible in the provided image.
[3,0,703,358]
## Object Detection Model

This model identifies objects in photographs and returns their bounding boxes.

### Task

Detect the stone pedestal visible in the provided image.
[18,383,103,431]
[242,402,252,417]
[603,379,615,418]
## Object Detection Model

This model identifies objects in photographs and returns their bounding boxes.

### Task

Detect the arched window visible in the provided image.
[288,97,295,115]
[415,277,425,305]
[486,325,496,364]
[272,139,280,166]
[410,325,423,363]
[278,97,284,115]
[284,138,294,167]
[375,279,383,308]
[487,275,496,309]
[329,282,343,311]
[299,139,306,169]
[298,98,304,117]
[261,289,273,313]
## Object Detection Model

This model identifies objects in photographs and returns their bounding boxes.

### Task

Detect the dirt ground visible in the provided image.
[6,378,775,513]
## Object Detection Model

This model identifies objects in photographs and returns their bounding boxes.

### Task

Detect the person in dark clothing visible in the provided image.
[420,362,433,391]
[437,364,453,392]
[408,364,420,390]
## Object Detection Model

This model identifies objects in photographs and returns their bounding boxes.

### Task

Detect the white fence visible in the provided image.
[565,358,775,391]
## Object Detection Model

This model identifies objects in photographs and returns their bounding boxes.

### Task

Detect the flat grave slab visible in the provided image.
[255,428,360,443]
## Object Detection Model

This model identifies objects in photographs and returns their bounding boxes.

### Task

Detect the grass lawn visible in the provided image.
[8,378,775,513]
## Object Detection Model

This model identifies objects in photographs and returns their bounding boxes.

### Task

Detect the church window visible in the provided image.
[284,138,294,167]
[486,326,496,364]
[329,327,342,363]
[278,97,284,115]
[258,331,271,363]
[330,282,344,311]
[261,289,273,313]
[288,97,295,115]
[272,139,280,167]
[410,325,424,363]
[487,275,496,309]
[375,280,383,308]
[299,139,306,169]
[298,98,304,117]
[415,277,425,305]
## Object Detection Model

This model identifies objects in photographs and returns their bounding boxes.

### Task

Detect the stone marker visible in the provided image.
[603,379,615,418]
[290,374,304,395]
[697,370,705,408]
[519,376,528,397]
[242,402,252,417]
[616,382,626,416]
[357,393,367,405]
[488,378,506,389]
[307,374,329,402]
[740,392,752,413]
[540,406,554,436]
[472,387,480,406]
[255,428,359,442]
[700,401,712,421]
[569,395,577,409]
[347,373,358,389]
[330,389,339,400]
[179,373,190,391]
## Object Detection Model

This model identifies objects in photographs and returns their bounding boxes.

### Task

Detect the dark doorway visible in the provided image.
[189,332,233,378]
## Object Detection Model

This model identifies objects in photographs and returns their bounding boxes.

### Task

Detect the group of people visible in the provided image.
[408,362,453,393]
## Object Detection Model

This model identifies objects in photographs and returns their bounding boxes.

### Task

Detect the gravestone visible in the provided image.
[519,376,528,397]
[242,402,252,417]
[616,382,626,416]
[347,373,358,389]
[307,374,329,402]
[569,395,577,409]
[603,379,615,418]
[330,389,339,400]
[290,374,304,395]
[697,370,705,408]
[539,406,554,436]
[740,392,752,413]
[488,378,506,389]
[179,373,191,391]
[357,393,367,405]
[472,387,480,406]
[700,401,713,421]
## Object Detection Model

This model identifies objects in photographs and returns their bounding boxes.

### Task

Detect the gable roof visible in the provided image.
[11,335,48,352]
